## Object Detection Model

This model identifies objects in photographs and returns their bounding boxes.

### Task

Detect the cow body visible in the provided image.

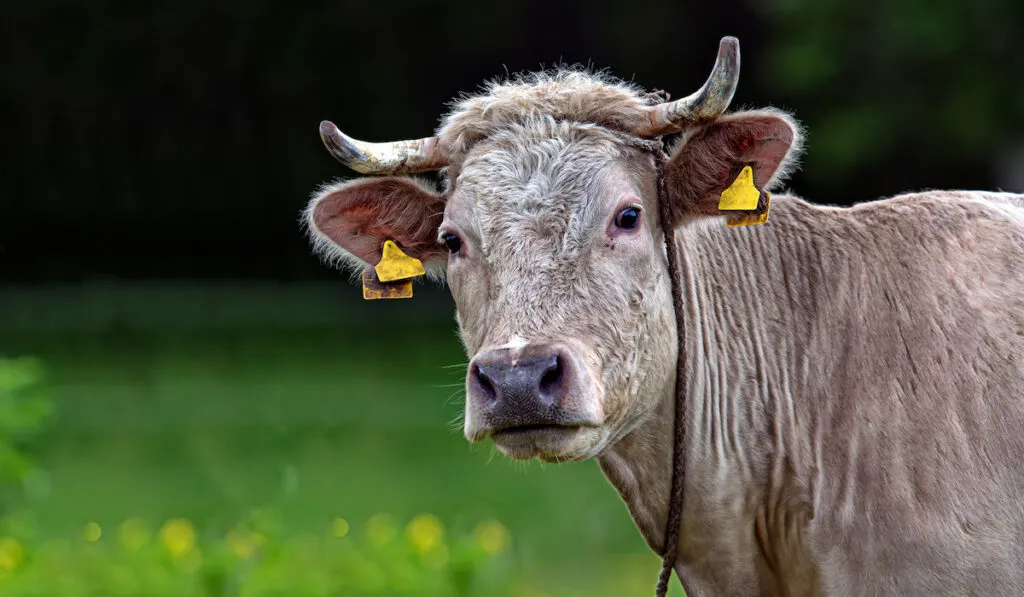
[600,191,1024,595]
[305,56,1024,595]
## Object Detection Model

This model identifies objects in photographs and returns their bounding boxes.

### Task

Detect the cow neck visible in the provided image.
[650,147,689,597]
[604,130,688,597]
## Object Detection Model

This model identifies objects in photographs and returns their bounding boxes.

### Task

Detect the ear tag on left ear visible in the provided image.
[374,240,426,283]
[718,165,761,211]
[726,192,771,228]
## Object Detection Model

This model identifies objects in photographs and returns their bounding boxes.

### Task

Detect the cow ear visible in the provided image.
[663,109,803,223]
[305,176,447,278]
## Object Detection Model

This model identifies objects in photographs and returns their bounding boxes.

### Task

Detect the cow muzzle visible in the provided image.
[464,341,605,460]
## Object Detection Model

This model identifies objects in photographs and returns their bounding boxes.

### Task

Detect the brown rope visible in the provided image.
[653,148,689,597]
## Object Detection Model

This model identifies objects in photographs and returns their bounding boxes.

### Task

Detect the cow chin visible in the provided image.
[491,425,606,462]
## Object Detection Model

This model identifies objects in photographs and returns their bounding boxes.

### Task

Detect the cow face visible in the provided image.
[305,48,801,463]
[309,124,674,462]
[441,120,677,462]
[306,105,800,463]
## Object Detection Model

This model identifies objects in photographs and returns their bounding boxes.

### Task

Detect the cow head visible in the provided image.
[305,38,802,462]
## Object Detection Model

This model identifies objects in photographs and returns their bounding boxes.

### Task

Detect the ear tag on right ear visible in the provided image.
[718,165,761,211]
[362,266,414,300]
[362,240,423,300]
[374,240,426,282]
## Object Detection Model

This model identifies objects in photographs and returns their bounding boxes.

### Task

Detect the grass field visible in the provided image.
[1,289,682,595]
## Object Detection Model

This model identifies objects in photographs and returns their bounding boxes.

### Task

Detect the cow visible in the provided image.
[304,37,1024,596]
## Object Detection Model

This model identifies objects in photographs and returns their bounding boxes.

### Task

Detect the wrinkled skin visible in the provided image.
[306,71,1024,595]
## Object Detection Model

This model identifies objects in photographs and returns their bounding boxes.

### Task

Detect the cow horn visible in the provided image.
[635,36,741,137]
[319,120,448,174]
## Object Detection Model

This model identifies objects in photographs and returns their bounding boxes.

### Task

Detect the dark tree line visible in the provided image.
[2,0,1021,283]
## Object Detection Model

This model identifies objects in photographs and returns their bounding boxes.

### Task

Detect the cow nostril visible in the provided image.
[538,355,564,398]
[472,364,498,404]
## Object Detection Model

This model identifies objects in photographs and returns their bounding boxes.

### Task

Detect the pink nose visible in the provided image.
[467,343,578,433]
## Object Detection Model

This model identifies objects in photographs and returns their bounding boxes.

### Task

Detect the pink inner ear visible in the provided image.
[745,132,790,190]
[310,178,446,265]
[716,115,794,190]
[313,202,389,265]
[664,111,798,220]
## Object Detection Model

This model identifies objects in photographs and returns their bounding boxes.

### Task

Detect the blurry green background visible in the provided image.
[1,0,1022,595]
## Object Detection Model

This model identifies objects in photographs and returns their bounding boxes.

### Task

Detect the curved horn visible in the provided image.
[319,121,448,175]
[636,36,741,137]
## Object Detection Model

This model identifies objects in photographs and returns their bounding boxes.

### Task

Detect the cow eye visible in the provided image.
[442,232,462,254]
[614,206,641,230]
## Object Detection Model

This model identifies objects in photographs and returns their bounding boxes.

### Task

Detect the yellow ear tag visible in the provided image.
[726,192,771,228]
[362,265,413,300]
[718,165,761,211]
[374,240,426,283]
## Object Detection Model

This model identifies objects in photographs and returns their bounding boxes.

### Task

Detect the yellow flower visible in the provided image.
[405,514,444,554]
[472,519,509,556]
[0,537,24,573]
[363,514,397,547]
[83,522,102,542]
[175,547,203,573]
[226,528,264,559]
[423,543,450,569]
[159,519,196,558]
[117,518,150,552]
[331,517,350,538]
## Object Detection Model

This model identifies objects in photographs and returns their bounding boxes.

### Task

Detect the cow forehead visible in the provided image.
[448,119,646,255]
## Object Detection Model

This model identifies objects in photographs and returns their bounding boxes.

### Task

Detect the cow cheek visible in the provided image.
[447,266,490,354]
[586,291,646,415]
[603,282,673,427]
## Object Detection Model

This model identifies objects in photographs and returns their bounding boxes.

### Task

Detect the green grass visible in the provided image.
[2,323,681,595]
